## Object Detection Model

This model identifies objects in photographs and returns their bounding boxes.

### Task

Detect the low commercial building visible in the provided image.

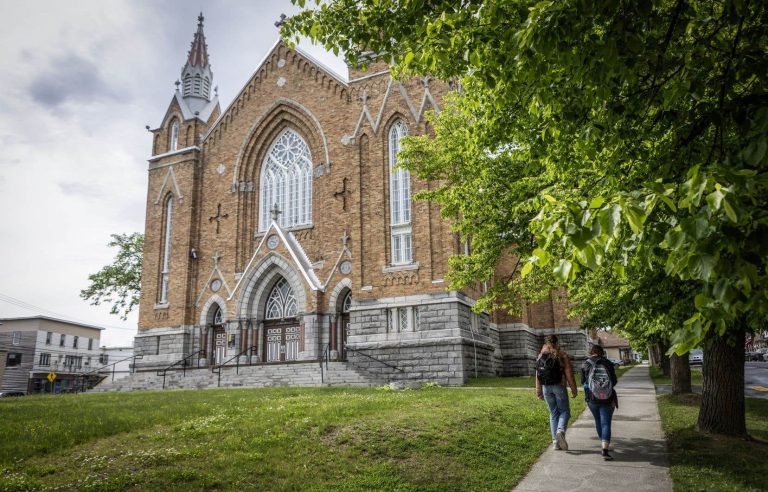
[0,317,105,394]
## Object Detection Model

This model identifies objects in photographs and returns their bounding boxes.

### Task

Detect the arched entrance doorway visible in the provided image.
[335,291,351,360]
[263,277,300,362]
[210,306,227,365]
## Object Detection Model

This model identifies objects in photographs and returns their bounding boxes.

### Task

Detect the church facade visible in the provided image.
[132,15,587,386]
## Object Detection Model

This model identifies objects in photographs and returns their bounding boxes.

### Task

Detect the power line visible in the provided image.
[0,292,137,332]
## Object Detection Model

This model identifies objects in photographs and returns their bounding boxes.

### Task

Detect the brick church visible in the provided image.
[129,15,586,388]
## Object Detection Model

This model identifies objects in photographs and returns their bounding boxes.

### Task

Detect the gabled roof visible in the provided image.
[229,219,322,302]
[0,316,105,331]
[597,331,630,348]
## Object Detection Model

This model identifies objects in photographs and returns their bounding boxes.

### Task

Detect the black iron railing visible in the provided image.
[77,354,144,392]
[345,346,403,373]
[211,346,259,387]
[319,343,331,383]
[156,350,204,389]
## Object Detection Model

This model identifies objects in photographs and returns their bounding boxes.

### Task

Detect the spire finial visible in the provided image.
[198,12,204,27]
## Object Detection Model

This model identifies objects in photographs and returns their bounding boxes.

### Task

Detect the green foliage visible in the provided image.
[284,0,768,352]
[79,233,143,320]
[0,386,583,491]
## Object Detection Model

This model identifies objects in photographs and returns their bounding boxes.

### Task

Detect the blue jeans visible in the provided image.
[543,385,571,442]
[588,401,615,443]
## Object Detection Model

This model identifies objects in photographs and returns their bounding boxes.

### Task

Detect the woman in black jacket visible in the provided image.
[581,344,618,460]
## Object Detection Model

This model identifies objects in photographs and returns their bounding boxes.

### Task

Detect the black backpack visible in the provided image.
[536,353,562,385]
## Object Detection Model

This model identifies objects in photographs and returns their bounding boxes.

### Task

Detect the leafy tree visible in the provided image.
[284,0,767,436]
[80,233,143,320]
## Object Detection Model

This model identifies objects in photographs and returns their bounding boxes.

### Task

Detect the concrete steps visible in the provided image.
[91,360,387,392]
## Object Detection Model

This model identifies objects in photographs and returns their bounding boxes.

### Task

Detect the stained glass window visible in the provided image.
[159,195,173,304]
[213,306,223,325]
[265,277,298,319]
[389,120,412,264]
[259,129,313,231]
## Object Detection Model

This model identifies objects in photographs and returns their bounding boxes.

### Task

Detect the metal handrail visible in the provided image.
[77,354,144,392]
[212,346,259,387]
[319,343,330,383]
[156,350,204,389]
[345,346,404,372]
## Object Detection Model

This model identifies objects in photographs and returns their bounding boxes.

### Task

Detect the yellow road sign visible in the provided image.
[47,372,57,383]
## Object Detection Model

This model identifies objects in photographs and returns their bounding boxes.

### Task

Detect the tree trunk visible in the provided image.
[670,352,691,394]
[658,342,671,377]
[648,344,660,367]
[697,330,746,436]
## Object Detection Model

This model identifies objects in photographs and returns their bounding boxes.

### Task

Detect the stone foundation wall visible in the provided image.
[497,324,589,376]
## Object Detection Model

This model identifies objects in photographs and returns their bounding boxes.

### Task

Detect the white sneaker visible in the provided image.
[556,430,568,451]
[552,442,561,450]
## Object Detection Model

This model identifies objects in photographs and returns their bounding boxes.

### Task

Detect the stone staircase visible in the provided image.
[91,360,386,392]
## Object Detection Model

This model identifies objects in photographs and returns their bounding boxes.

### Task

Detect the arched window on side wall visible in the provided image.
[170,120,179,151]
[259,129,313,231]
[389,120,412,264]
[159,195,174,304]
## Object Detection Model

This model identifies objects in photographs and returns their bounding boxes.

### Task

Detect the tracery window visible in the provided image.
[265,278,298,319]
[170,120,179,151]
[389,120,412,264]
[259,129,313,231]
[159,195,173,304]
[213,306,224,325]
[342,292,352,314]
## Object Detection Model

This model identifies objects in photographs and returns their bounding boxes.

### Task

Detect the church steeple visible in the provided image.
[179,12,213,101]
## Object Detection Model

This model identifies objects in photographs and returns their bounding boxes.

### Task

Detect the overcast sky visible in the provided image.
[0,1,346,347]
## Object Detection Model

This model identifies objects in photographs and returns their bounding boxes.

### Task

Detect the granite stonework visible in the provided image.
[496,323,589,376]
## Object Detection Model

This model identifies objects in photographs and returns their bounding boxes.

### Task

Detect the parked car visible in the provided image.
[0,391,25,398]
[607,358,622,368]
[689,349,704,365]
[745,352,763,361]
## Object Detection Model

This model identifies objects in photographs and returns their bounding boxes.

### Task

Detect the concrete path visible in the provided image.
[514,365,673,492]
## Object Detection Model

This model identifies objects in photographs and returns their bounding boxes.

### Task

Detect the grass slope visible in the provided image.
[0,385,584,491]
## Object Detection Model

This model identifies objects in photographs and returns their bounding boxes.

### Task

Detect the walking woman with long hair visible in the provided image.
[535,335,578,450]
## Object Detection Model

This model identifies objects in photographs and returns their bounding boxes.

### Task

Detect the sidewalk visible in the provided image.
[514,364,673,491]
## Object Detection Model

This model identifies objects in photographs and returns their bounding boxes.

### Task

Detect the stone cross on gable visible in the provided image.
[341,229,350,248]
[274,13,287,28]
[212,253,221,266]
[209,203,229,234]
[359,91,370,104]
[270,203,283,222]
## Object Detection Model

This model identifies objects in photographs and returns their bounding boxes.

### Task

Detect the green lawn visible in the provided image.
[0,385,584,491]
[657,394,768,492]
[649,365,704,386]
[464,376,535,388]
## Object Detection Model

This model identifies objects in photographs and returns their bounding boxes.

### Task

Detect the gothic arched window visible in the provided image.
[265,277,298,319]
[169,120,179,151]
[159,195,174,304]
[259,129,313,231]
[342,292,352,313]
[213,306,223,325]
[389,120,412,264]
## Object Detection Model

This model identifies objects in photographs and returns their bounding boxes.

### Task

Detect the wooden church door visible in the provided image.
[263,277,300,363]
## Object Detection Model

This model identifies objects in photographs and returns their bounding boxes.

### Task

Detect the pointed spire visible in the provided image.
[187,12,209,68]
[179,13,214,102]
